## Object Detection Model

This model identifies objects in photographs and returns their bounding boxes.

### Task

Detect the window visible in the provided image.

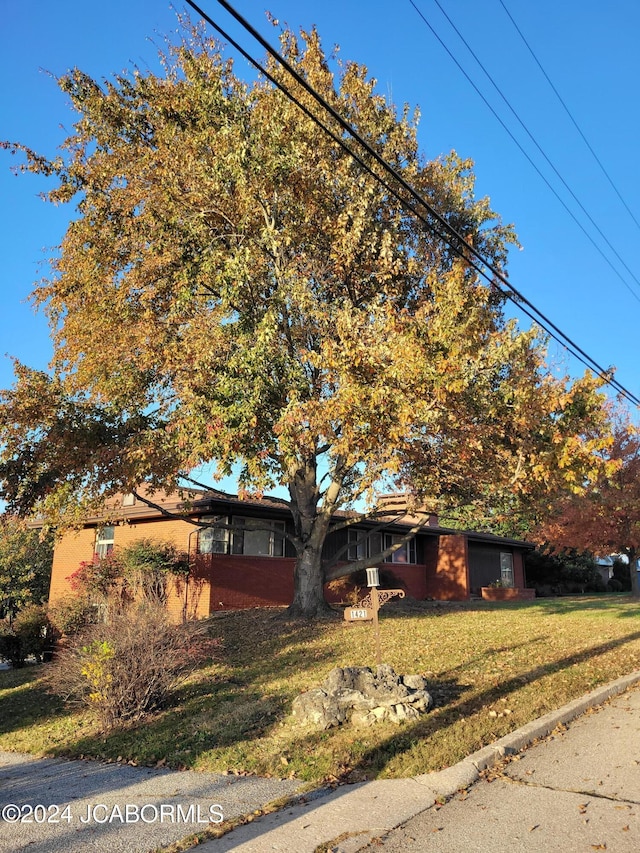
[198,517,286,557]
[198,516,229,554]
[232,518,285,557]
[383,534,417,564]
[500,552,514,587]
[347,529,416,564]
[95,526,115,559]
[348,529,367,561]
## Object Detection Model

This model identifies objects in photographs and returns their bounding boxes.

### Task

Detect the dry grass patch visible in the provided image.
[1,597,639,784]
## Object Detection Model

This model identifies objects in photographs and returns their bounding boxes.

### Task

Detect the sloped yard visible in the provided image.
[1,596,639,785]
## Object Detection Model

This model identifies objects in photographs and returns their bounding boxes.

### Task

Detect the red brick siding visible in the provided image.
[426,534,470,600]
[49,528,97,606]
[49,518,207,622]
[513,550,526,588]
[202,555,296,610]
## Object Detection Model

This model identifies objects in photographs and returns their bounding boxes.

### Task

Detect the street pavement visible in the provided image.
[1,670,639,852]
[0,753,300,853]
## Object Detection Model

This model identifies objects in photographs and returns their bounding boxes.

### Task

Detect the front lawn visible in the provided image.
[1,596,639,784]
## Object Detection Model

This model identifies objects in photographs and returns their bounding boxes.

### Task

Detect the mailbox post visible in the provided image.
[344,566,405,665]
[367,567,383,665]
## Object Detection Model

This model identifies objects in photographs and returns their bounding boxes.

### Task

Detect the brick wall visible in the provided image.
[49,518,204,621]
[49,527,96,605]
[204,555,296,610]
[425,534,470,600]
[513,549,526,588]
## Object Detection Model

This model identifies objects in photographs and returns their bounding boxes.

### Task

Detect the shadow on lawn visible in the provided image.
[0,664,70,737]
[382,595,640,619]
[343,628,640,779]
[467,595,640,618]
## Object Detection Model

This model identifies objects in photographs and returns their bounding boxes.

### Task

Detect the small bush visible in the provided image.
[119,539,189,606]
[63,539,189,623]
[47,603,219,728]
[0,605,54,667]
[525,547,606,595]
[611,558,632,592]
[48,596,102,637]
[608,577,624,592]
[0,630,22,667]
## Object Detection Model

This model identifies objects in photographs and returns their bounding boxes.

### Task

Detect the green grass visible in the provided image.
[2,596,640,784]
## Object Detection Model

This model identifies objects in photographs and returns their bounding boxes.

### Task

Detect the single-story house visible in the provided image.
[48,488,534,619]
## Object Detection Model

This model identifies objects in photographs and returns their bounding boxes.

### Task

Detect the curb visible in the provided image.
[199,670,640,853]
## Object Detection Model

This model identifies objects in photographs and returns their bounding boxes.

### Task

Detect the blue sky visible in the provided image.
[2,0,639,425]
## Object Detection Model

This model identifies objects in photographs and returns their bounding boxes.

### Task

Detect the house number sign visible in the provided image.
[343,568,406,664]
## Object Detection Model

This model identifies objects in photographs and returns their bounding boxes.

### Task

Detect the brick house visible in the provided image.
[48,488,534,618]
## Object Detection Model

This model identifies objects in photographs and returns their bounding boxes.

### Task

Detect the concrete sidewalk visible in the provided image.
[1,670,639,852]
[360,678,640,852]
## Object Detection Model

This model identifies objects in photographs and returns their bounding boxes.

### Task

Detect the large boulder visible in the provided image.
[292,665,433,729]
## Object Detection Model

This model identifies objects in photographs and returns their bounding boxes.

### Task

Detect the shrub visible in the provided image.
[611,558,632,591]
[47,603,219,728]
[119,539,189,606]
[48,595,102,637]
[63,539,190,627]
[67,551,124,600]
[525,547,605,595]
[0,605,54,667]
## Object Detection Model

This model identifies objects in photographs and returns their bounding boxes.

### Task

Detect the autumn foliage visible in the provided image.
[537,423,640,597]
[0,19,613,616]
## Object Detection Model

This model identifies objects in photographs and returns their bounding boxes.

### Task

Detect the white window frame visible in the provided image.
[500,552,514,587]
[95,526,115,559]
[198,516,229,555]
[232,517,286,558]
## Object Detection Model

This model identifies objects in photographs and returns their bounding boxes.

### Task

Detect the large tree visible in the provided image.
[0,22,611,617]
[0,516,53,620]
[537,422,640,598]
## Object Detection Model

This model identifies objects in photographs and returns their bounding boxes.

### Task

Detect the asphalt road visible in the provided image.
[0,751,300,853]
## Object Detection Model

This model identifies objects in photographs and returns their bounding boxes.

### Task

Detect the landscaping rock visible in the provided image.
[292,665,433,729]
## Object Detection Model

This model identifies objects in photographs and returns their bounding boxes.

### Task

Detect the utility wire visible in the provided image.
[410,0,640,305]
[183,0,640,408]
[499,0,640,236]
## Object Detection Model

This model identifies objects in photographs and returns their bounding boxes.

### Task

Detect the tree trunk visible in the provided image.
[287,544,333,618]
[629,547,640,598]
[285,457,338,619]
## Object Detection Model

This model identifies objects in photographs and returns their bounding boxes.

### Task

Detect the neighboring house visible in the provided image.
[48,488,534,619]
[595,554,640,585]
[595,556,615,584]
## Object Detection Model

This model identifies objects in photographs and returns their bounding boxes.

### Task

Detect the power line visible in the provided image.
[182,0,640,408]
[499,0,640,236]
[410,0,640,305]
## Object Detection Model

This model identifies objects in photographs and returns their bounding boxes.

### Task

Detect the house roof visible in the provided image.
[93,485,532,550]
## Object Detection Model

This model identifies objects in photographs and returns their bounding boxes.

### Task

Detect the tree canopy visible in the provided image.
[537,422,640,597]
[0,516,53,620]
[0,21,613,616]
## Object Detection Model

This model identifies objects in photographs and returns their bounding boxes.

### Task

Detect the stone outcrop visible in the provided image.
[291,665,433,729]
